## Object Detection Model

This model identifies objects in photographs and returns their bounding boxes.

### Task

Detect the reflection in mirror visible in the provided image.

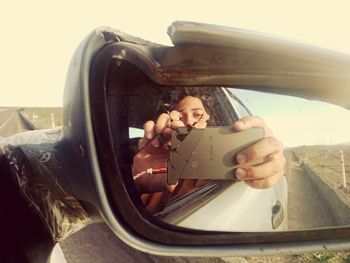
[108,68,350,232]
[234,89,350,231]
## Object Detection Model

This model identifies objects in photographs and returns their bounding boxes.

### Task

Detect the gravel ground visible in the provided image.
[60,223,350,263]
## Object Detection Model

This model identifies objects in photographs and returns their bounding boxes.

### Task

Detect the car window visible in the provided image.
[129,127,144,139]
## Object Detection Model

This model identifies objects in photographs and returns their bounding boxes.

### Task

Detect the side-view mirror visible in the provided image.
[1,21,350,262]
[64,21,350,255]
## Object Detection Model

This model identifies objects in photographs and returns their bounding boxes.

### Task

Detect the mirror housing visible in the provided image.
[60,22,350,256]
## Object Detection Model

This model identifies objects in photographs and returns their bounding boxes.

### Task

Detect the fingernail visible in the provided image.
[237,153,246,164]
[236,168,247,179]
[235,121,244,129]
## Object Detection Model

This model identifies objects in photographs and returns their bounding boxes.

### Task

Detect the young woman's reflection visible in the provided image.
[132,91,286,214]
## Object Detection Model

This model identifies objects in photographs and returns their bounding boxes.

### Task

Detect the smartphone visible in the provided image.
[167,126,264,184]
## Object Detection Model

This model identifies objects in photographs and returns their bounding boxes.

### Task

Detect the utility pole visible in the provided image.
[340,150,346,188]
[32,113,39,122]
[50,113,56,128]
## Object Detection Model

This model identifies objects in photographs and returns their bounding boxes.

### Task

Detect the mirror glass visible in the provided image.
[107,68,350,232]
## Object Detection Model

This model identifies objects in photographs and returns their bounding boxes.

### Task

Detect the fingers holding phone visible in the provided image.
[233,116,286,189]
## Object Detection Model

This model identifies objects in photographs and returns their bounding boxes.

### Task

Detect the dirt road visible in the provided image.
[60,223,243,263]
[0,108,28,137]
[285,151,338,230]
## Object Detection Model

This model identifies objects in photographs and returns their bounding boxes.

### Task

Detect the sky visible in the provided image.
[230,89,350,147]
[1,0,350,107]
[1,1,350,146]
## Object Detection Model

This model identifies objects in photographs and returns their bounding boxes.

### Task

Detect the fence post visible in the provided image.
[32,113,39,122]
[50,113,56,128]
[340,150,346,188]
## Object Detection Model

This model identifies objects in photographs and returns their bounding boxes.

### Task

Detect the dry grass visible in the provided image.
[240,251,350,262]
[294,145,350,206]
[21,107,62,129]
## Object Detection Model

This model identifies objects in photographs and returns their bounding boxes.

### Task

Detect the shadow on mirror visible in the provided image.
[107,62,350,232]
